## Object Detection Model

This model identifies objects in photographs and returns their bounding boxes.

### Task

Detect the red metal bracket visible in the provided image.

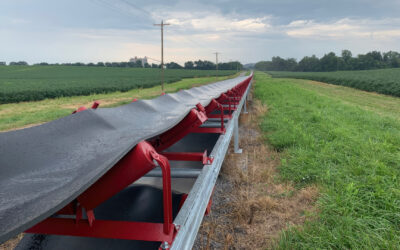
[26,219,176,243]
[91,101,100,109]
[72,101,100,114]
[160,150,213,165]
[151,104,208,152]
[26,141,175,242]
[205,187,215,216]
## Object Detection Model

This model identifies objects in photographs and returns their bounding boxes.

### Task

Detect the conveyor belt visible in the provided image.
[0,75,249,243]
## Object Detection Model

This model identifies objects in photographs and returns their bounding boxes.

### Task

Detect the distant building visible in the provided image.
[129,56,148,67]
[0,62,6,66]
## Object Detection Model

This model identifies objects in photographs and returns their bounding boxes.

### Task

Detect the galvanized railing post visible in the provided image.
[243,95,248,114]
[234,115,242,154]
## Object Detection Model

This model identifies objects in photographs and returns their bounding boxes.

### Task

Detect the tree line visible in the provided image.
[255,50,400,72]
[1,60,243,70]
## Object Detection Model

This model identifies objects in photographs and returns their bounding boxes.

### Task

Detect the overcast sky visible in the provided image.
[1,0,400,64]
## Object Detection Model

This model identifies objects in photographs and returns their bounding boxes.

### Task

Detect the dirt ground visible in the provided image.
[0,234,23,250]
[194,95,318,249]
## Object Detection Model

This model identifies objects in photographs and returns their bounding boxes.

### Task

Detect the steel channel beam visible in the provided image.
[171,77,252,250]
[200,122,226,128]
[145,168,201,178]
[206,118,230,122]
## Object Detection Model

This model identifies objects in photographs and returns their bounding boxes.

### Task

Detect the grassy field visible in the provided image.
[0,74,238,132]
[0,66,236,103]
[268,68,400,97]
[254,72,400,248]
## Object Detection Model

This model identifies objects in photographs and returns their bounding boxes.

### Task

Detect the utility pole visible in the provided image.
[154,20,170,91]
[213,52,219,80]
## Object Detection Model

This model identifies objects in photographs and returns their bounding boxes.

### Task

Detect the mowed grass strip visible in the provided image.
[268,68,400,97]
[292,79,400,121]
[0,74,238,132]
[254,72,400,249]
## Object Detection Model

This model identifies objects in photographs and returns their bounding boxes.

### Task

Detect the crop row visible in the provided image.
[0,66,235,103]
[268,68,400,97]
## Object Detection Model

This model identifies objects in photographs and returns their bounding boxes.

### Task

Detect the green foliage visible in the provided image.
[255,50,400,72]
[0,66,235,103]
[268,68,400,97]
[254,72,400,249]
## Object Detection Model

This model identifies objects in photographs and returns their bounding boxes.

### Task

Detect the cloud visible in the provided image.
[285,18,400,40]
[162,11,271,33]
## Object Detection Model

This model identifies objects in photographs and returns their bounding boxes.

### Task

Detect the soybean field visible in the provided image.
[268,68,400,97]
[0,66,235,103]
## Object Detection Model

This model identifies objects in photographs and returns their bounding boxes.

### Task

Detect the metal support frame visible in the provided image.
[23,74,253,249]
[26,141,177,244]
[72,101,100,114]
[161,151,213,165]
[146,168,202,178]
[171,74,253,250]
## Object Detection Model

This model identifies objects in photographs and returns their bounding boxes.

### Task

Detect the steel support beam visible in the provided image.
[145,168,202,178]
[171,74,252,250]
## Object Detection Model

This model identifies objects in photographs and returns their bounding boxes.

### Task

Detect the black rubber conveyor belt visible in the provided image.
[0,74,250,243]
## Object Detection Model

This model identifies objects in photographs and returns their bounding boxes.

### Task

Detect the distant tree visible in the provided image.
[166,62,183,69]
[298,55,320,71]
[383,51,400,68]
[319,52,338,71]
[184,61,194,69]
[9,61,28,66]
[0,62,6,66]
[256,49,400,72]
[194,60,215,70]
[34,62,49,66]
[151,63,159,68]
[341,50,352,61]
[97,62,105,67]
[119,62,128,67]
[134,60,143,68]
[71,62,85,66]
[144,63,151,68]
[340,50,353,70]
[87,62,95,66]
[285,58,297,71]
[231,61,243,70]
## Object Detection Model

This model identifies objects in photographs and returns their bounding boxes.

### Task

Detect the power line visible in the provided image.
[91,0,227,65]
[146,57,161,63]
[117,0,153,17]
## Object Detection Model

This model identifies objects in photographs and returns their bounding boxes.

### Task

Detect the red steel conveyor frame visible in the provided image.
[25,76,252,248]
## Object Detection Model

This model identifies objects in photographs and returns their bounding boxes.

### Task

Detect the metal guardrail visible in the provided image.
[171,77,252,250]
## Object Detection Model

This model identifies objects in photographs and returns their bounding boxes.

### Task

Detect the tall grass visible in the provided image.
[254,72,400,248]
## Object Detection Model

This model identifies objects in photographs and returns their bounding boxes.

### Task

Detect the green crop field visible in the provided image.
[254,72,400,248]
[0,66,235,103]
[268,68,400,97]
[0,73,239,132]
